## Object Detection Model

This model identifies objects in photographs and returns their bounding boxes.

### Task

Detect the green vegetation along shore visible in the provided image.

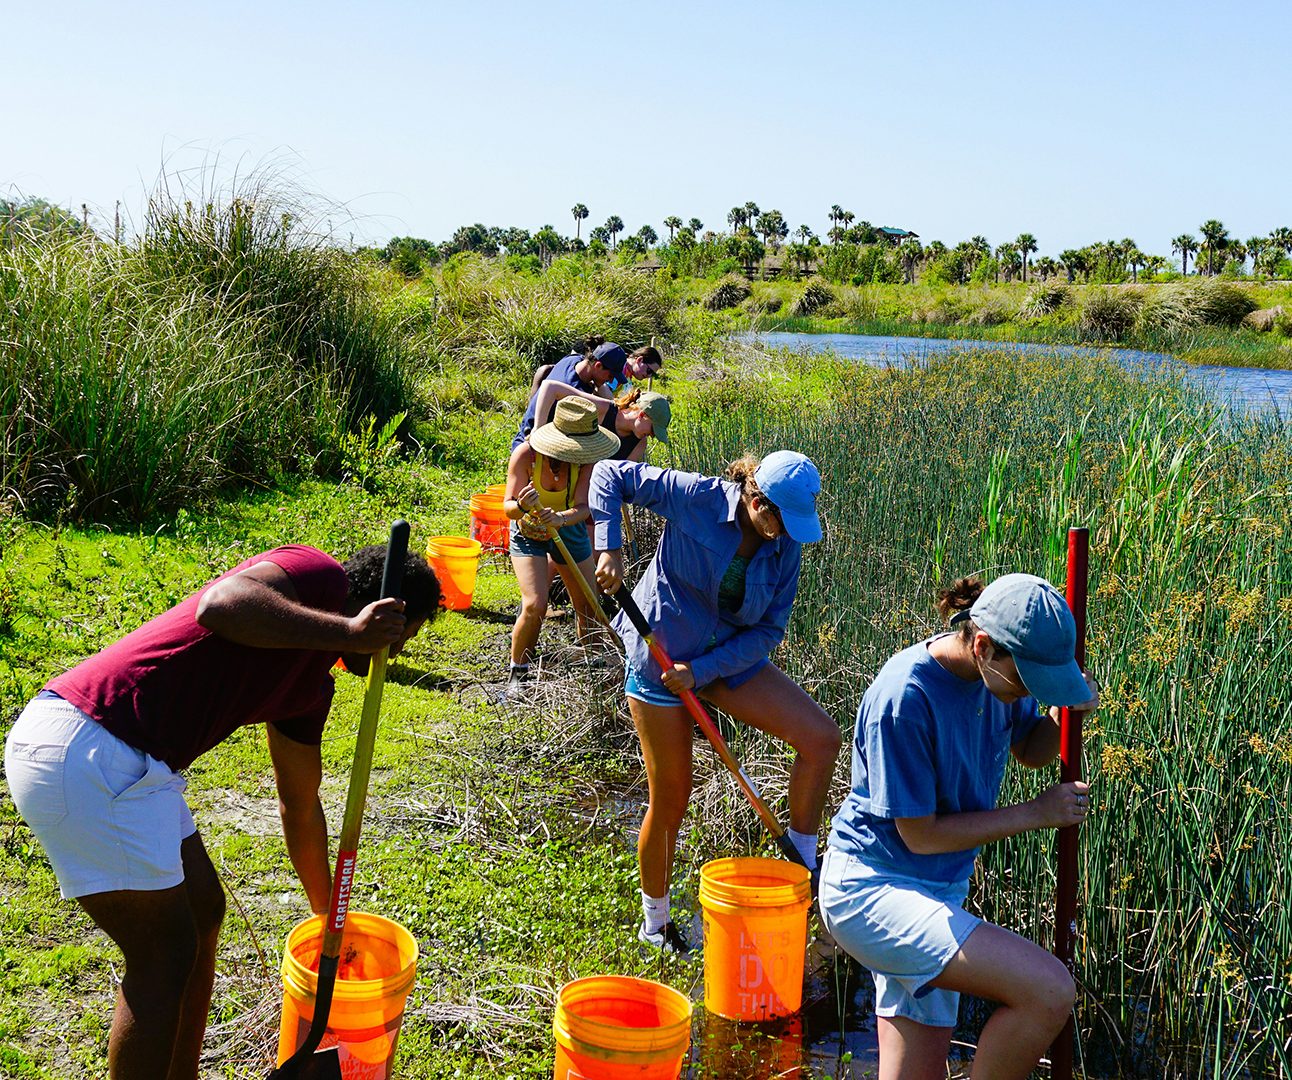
[2,183,1290,1077]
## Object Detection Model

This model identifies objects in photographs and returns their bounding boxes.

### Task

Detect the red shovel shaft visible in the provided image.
[1051,527,1088,1079]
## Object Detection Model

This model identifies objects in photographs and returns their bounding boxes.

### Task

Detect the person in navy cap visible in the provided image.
[592,450,841,953]
[513,340,630,451]
[820,573,1099,1080]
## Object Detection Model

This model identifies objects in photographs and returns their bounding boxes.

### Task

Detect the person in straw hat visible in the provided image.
[504,397,620,688]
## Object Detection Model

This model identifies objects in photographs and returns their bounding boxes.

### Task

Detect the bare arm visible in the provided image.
[196,560,405,654]
[895,781,1090,855]
[533,380,612,430]
[267,725,331,914]
[1012,674,1100,768]
[527,363,555,401]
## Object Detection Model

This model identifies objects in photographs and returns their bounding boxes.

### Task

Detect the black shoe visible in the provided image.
[637,920,692,956]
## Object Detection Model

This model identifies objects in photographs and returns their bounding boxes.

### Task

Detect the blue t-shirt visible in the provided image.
[827,636,1045,885]
[513,354,595,449]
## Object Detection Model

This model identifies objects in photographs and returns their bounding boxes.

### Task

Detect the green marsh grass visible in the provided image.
[671,342,1292,1076]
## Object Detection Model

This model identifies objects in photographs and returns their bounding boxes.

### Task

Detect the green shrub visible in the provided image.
[1019,282,1071,319]
[788,277,835,317]
[1080,288,1141,340]
[705,274,752,310]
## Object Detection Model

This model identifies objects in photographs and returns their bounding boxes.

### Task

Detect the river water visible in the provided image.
[742,331,1292,416]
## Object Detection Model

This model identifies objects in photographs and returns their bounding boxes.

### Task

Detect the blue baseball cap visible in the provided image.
[969,573,1092,706]
[754,451,822,543]
[592,342,627,378]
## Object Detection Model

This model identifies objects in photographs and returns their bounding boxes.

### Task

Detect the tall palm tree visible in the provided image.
[841,210,855,237]
[1198,219,1228,276]
[571,203,589,240]
[794,224,813,244]
[899,238,922,283]
[1171,234,1197,276]
[1270,226,1292,257]
[828,204,843,241]
[1014,233,1038,282]
[1247,236,1267,275]
[663,215,682,242]
[1124,244,1145,283]
[995,242,1016,283]
[688,217,703,233]
[727,206,746,232]
[743,202,760,233]
[604,215,624,250]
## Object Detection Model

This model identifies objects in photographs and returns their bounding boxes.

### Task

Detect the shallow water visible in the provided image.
[741,331,1292,416]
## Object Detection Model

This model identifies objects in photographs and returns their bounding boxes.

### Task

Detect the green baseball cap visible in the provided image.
[636,390,671,443]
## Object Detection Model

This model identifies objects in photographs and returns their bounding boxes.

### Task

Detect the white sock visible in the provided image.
[641,890,670,934]
[788,829,819,870]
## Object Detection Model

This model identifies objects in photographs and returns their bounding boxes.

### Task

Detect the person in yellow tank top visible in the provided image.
[504,397,620,688]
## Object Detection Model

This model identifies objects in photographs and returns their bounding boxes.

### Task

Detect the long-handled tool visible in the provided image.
[546,526,613,631]
[612,584,806,869]
[270,520,410,1080]
[1050,526,1088,1080]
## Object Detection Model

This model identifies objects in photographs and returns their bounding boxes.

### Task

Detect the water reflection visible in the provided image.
[741,331,1292,416]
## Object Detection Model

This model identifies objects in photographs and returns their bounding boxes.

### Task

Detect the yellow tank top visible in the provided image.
[518,453,581,540]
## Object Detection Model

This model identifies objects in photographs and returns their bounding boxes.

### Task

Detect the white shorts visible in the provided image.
[4,695,196,899]
[819,846,982,1028]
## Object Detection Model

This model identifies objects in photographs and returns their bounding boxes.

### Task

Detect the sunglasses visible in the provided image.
[760,496,784,528]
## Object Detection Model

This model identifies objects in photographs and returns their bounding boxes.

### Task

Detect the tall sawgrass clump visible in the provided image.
[139,174,411,427]
[1079,287,1141,340]
[0,236,339,520]
[1,173,414,521]
[671,343,1292,1076]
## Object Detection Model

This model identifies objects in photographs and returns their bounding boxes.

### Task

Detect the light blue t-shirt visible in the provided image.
[827,636,1045,885]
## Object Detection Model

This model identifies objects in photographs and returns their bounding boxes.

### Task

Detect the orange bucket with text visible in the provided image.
[552,975,691,1080]
[426,536,482,610]
[699,857,811,1021]
[470,489,510,551]
[277,912,418,1080]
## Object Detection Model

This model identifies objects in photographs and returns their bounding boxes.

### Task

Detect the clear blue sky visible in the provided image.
[5,0,1289,260]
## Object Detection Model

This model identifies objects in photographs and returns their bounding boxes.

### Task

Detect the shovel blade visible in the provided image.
[268,1046,343,1080]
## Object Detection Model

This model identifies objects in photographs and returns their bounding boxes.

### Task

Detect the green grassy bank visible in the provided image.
[4,192,1292,1075]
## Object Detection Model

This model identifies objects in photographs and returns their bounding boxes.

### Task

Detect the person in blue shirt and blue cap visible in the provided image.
[592,450,841,954]
[820,573,1100,1080]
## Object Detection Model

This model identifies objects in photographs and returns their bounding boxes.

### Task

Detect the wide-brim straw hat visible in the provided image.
[530,397,621,463]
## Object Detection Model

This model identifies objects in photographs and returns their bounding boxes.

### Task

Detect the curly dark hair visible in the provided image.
[343,546,442,621]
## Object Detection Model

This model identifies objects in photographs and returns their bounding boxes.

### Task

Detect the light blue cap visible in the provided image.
[970,573,1091,706]
[754,450,822,543]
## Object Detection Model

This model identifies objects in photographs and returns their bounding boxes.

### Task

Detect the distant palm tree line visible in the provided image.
[380,206,1292,282]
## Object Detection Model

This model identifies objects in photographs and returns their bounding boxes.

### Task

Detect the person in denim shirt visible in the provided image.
[592,451,841,953]
[820,574,1099,1080]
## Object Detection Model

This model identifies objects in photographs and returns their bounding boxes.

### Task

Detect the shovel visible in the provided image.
[269,520,410,1080]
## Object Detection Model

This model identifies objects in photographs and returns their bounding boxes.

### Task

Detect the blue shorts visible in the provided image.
[508,520,591,565]
[818,846,981,1028]
[623,658,769,707]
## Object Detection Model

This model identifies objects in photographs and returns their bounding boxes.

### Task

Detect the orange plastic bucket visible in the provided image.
[469,492,509,551]
[552,975,691,1080]
[699,857,811,1021]
[426,536,482,610]
[276,912,418,1080]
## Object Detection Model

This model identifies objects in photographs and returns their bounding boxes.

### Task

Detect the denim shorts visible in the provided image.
[818,846,981,1028]
[508,520,591,565]
[4,695,196,898]
[623,658,770,707]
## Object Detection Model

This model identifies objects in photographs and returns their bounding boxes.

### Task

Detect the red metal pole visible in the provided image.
[1051,527,1088,1079]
